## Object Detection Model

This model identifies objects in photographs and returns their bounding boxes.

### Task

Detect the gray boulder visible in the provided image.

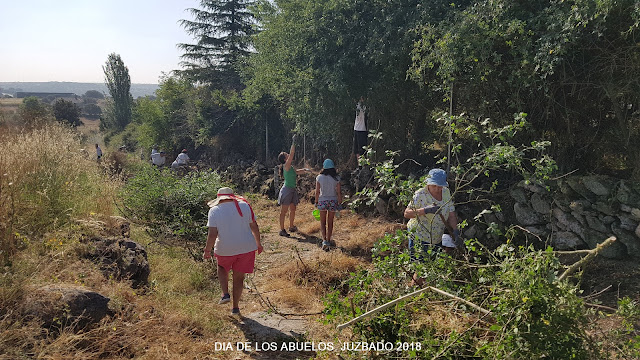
[24,285,110,331]
[531,193,551,214]
[85,237,150,288]
[582,176,610,197]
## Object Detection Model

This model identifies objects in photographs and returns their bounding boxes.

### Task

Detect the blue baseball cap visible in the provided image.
[426,168,448,186]
[323,159,335,169]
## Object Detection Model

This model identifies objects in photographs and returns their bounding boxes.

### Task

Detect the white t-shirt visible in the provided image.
[354,102,367,131]
[171,160,179,169]
[176,152,190,165]
[207,201,257,256]
[316,174,339,201]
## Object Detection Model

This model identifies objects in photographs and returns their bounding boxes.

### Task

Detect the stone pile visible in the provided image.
[510,176,640,258]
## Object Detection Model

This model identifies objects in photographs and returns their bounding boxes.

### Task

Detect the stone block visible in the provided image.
[531,193,551,214]
[551,231,585,250]
[514,203,544,225]
[582,176,610,196]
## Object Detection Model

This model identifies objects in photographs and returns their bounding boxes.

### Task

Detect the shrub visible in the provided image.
[118,166,224,253]
[325,232,595,359]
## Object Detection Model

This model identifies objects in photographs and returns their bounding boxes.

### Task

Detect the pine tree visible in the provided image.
[178,0,256,88]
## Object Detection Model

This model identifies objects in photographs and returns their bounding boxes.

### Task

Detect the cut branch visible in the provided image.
[337,286,490,330]
[557,236,616,282]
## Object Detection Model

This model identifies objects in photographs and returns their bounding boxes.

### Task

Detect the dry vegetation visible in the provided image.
[0,121,403,358]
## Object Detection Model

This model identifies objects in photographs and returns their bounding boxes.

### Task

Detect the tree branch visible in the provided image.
[557,236,616,282]
[337,286,490,330]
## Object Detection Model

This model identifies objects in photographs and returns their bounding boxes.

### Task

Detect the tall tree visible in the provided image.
[102,53,133,131]
[178,0,256,88]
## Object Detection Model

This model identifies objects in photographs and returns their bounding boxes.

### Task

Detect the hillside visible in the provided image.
[0,82,158,98]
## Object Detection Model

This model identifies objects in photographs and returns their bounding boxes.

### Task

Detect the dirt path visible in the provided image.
[212,197,401,359]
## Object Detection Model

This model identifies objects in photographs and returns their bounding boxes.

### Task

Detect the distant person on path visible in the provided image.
[277,135,311,237]
[95,144,102,162]
[203,187,263,316]
[404,168,460,283]
[353,96,368,163]
[314,159,342,251]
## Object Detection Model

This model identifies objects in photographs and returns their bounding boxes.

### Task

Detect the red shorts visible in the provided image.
[215,251,256,273]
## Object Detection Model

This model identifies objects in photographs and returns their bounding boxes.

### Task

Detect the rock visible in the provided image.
[618,215,638,232]
[85,237,150,288]
[571,211,587,226]
[514,203,544,225]
[551,231,585,250]
[375,197,388,216]
[619,204,640,221]
[553,199,570,212]
[611,223,640,258]
[582,176,610,197]
[24,285,110,331]
[509,187,528,203]
[463,224,479,239]
[565,178,595,200]
[616,181,640,205]
[525,226,549,239]
[602,216,616,225]
[636,224,640,239]
[518,180,548,194]
[552,209,584,238]
[568,200,591,213]
[585,215,609,233]
[593,201,615,216]
[531,193,551,214]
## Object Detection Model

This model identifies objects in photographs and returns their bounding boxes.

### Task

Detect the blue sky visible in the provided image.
[0,0,199,84]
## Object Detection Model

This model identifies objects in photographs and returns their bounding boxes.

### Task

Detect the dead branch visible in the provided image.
[337,286,490,330]
[557,236,616,282]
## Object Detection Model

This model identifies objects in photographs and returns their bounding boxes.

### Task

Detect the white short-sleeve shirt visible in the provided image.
[207,201,257,256]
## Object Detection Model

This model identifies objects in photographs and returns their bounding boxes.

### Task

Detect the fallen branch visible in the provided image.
[337,286,490,330]
[557,236,616,282]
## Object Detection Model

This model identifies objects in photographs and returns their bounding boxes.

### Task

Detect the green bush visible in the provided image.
[119,166,224,251]
[325,232,595,359]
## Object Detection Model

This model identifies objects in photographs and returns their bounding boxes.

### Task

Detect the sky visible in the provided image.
[0,0,200,84]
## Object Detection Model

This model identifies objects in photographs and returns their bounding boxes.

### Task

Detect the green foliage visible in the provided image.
[178,0,256,87]
[52,99,82,127]
[19,96,50,125]
[102,53,133,131]
[325,232,594,359]
[83,90,105,99]
[118,166,224,250]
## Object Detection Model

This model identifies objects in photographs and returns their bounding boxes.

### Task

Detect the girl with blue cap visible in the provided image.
[314,159,342,251]
[404,168,460,264]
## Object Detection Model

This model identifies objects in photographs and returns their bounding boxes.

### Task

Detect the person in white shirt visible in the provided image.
[314,159,342,251]
[203,187,263,316]
[353,96,368,162]
[176,149,190,166]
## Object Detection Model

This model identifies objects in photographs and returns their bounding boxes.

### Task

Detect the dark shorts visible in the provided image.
[408,234,443,262]
[353,130,368,156]
[278,186,299,206]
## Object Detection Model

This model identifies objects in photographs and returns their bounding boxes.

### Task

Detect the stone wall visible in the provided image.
[509,176,640,259]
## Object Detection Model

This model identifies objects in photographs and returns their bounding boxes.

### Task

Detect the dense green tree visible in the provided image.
[83,103,102,117]
[19,96,50,125]
[83,90,104,99]
[52,99,82,127]
[102,53,133,131]
[178,0,256,88]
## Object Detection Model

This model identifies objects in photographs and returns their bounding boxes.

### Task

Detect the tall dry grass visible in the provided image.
[0,123,117,264]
